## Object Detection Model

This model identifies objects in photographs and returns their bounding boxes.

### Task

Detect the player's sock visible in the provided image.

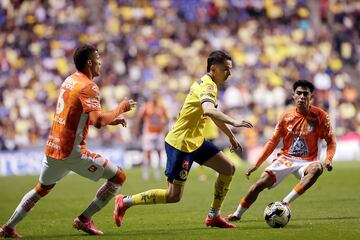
[282,183,304,204]
[124,189,167,206]
[6,189,41,228]
[233,198,251,218]
[208,208,220,219]
[208,174,232,218]
[82,181,120,219]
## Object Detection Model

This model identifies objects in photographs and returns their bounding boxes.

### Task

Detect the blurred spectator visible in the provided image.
[0,0,359,162]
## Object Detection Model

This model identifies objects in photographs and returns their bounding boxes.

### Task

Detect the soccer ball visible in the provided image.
[264,201,291,228]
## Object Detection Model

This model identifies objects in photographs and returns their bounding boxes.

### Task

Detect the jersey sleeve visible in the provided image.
[79,83,102,113]
[254,112,285,167]
[199,82,217,106]
[320,112,336,162]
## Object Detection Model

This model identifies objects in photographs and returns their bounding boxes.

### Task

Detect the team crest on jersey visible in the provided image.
[207,85,214,92]
[287,125,293,132]
[289,137,308,156]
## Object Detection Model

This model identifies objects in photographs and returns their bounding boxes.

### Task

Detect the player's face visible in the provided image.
[293,86,312,112]
[214,60,232,85]
[89,51,102,77]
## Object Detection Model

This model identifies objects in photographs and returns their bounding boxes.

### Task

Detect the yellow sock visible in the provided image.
[211,174,232,209]
[131,189,167,206]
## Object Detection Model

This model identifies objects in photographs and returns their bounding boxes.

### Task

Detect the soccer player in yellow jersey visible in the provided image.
[114,51,253,228]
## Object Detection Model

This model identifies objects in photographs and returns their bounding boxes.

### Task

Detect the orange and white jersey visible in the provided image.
[255,105,336,167]
[139,101,168,135]
[45,71,101,160]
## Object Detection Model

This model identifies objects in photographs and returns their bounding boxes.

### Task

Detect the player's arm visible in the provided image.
[202,102,253,128]
[246,116,283,178]
[89,99,136,128]
[210,117,243,152]
[202,101,252,151]
[322,114,337,171]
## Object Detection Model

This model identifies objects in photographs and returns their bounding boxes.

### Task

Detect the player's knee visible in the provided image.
[251,182,267,193]
[223,161,235,176]
[34,183,55,197]
[310,163,323,176]
[109,168,127,185]
[166,193,181,203]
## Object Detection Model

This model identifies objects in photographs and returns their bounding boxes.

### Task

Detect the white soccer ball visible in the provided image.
[264,201,291,228]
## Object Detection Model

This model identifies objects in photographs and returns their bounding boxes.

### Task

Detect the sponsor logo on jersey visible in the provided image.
[46,141,61,150]
[54,116,65,125]
[62,78,77,90]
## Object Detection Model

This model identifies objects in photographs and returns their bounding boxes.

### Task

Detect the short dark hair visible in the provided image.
[293,79,315,93]
[207,50,232,72]
[73,44,97,71]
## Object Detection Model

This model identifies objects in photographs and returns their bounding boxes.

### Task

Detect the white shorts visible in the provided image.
[142,133,164,151]
[39,150,117,185]
[264,156,319,189]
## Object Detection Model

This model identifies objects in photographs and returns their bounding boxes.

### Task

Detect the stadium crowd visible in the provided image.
[0,0,359,158]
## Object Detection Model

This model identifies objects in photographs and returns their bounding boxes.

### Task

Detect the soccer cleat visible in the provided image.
[73,217,103,236]
[114,194,129,227]
[0,225,22,238]
[205,215,236,228]
[225,214,241,222]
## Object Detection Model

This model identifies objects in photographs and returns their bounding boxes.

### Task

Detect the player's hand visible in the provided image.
[229,137,242,152]
[233,120,253,128]
[229,137,242,153]
[111,116,127,127]
[120,98,137,112]
[324,160,333,172]
[245,165,258,179]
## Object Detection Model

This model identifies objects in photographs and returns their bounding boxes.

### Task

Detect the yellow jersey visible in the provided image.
[165,75,218,152]
[203,117,219,141]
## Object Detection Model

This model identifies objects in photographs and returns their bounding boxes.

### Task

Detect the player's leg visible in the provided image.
[227,172,274,221]
[114,182,182,227]
[227,156,297,221]
[196,141,235,228]
[202,152,234,217]
[1,157,68,238]
[282,161,323,204]
[70,151,125,235]
[113,142,191,227]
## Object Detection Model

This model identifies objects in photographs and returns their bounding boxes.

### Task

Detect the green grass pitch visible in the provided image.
[1,161,360,240]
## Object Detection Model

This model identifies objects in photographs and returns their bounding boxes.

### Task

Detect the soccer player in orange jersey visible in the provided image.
[226,79,336,222]
[0,44,136,238]
[136,91,169,181]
